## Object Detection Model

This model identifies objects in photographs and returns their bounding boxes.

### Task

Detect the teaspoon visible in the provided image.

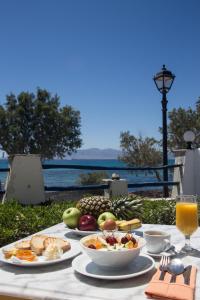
[167,258,185,283]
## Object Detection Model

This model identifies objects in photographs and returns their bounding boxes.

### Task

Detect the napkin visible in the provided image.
[145,265,197,300]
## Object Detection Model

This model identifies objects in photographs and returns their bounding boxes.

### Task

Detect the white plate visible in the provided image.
[72,253,155,280]
[66,226,142,237]
[67,227,100,236]
[0,240,81,267]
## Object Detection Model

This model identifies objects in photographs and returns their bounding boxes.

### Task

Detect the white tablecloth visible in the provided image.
[0,223,200,300]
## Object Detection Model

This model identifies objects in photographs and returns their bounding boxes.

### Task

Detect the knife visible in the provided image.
[183,265,192,285]
[170,273,177,283]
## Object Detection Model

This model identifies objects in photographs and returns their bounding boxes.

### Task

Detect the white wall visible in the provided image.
[182,149,200,195]
[173,148,200,196]
[3,154,45,204]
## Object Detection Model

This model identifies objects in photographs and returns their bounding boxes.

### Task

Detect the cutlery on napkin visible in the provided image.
[170,265,192,284]
[145,264,197,300]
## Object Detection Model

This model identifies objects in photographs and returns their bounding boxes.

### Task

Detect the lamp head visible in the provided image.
[183,130,195,149]
[183,131,195,143]
[153,65,175,94]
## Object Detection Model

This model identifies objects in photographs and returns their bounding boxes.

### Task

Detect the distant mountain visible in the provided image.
[66,148,122,160]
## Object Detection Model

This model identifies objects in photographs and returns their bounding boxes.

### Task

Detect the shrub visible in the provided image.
[0,197,199,247]
[142,199,176,225]
[0,200,75,247]
[142,197,200,225]
[77,171,109,185]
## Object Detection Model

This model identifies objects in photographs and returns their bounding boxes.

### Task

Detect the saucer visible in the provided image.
[72,254,155,280]
[145,250,174,258]
[145,250,163,258]
[144,244,177,258]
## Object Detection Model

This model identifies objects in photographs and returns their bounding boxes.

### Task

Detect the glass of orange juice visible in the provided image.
[176,195,198,252]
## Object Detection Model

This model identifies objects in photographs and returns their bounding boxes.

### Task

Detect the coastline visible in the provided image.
[0,158,174,201]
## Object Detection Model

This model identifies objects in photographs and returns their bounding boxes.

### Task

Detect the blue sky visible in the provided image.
[0,0,200,149]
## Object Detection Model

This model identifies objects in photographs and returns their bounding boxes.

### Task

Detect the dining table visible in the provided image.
[0,222,199,300]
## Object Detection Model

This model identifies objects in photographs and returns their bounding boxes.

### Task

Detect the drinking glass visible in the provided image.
[176,195,198,252]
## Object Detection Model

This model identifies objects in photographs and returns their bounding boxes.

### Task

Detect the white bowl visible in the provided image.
[80,232,146,269]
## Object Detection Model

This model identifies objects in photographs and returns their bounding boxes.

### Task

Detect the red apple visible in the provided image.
[78,214,97,231]
[103,219,117,231]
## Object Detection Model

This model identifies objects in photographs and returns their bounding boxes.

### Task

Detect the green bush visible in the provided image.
[0,197,199,247]
[0,200,75,247]
[77,171,109,185]
[142,200,176,225]
[142,197,200,225]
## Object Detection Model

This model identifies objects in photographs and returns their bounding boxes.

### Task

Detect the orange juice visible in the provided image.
[176,202,198,236]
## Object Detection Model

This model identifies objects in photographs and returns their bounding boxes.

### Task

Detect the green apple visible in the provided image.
[97,212,117,227]
[62,207,81,228]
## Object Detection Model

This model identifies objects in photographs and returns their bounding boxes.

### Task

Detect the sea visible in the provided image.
[0,159,175,191]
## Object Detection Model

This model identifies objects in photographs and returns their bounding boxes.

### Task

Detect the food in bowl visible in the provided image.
[80,232,145,268]
[83,233,138,250]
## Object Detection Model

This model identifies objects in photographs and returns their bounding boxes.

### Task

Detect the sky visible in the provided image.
[0,0,200,150]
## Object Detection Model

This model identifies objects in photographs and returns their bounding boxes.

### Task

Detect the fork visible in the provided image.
[159,255,170,280]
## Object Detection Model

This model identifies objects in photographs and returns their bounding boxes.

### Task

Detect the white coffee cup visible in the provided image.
[143,230,171,254]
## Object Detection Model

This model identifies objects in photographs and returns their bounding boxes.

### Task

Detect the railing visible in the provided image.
[0,163,182,193]
[42,163,182,192]
[42,164,181,171]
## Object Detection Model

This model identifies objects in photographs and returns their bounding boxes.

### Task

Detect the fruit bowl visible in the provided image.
[66,226,100,236]
[80,232,145,269]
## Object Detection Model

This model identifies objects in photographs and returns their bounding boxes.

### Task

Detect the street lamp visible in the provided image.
[153,65,175,197]
[183,130,195,149]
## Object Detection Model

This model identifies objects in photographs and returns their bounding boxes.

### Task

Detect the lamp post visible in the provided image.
[153,65,175,197]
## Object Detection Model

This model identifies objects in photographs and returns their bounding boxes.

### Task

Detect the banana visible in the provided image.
[118,218,141,231]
